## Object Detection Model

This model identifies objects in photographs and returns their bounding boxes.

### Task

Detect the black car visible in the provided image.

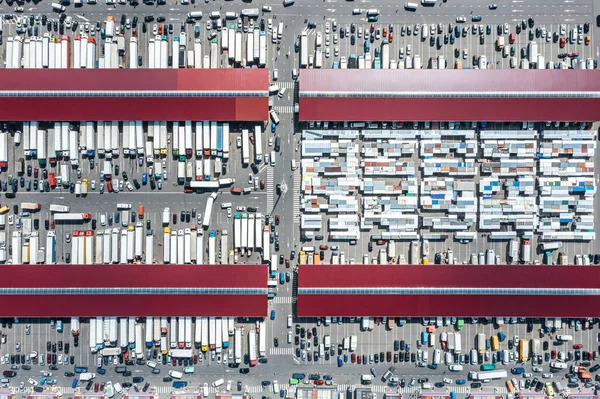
[471,383,482,388]
[240,368,249,374]
[394,340,399,351]
[528,17,534,28]
[250,163,259,174]
[133,179,140,189]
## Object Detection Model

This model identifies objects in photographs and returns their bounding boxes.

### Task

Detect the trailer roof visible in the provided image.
[0,264,268,316]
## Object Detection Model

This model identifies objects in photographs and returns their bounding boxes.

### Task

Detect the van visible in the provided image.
[117,203,132,210]
[361,375,372,385]
[448,364,463,371]
[283,0,294,6]
[183,366,195,374]
[51,2,66,11]
[366,9,380,16]
[278,88,286,99]
[405,2,418,9]
[550,361,567,369]
[138,206,144,219]
[291,159,297,170]
[269,85,279,96]
[209,11,221,19]
[221,202,232,209]
[270,110,280,125]
[212,378,224,388]
[187,11,202,18]
[556,335,573,342]
[270,151,276,166]
[274,137,281,152]
[225,12,238,19]
[422,382,432,389]
[173,381,188,388]
[169,370,183,379]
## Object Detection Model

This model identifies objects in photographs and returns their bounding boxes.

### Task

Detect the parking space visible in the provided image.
[300,19,594,69]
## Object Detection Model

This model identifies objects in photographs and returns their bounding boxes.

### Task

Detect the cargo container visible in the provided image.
[248,330,257,366]
[119,318,128,349]
[208,230,217,265]
[209,317,216,350]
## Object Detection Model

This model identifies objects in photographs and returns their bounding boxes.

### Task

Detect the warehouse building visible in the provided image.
[0,69,268,121]
[297,265,600,317]
[0,264,267,316]
[298,70,600,122]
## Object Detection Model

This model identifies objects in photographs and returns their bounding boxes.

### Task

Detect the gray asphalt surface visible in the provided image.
[0,0,597,397]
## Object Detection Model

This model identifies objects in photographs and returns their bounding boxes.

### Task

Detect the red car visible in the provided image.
[551,350,557,359]
[357,355,362,364]
[382,27,387,37]
[94,383,99,393]
[389,33,393,43]
[173,214,177,224]
[573,344,583,349]
[33,167,38,178]
[559,37,566,48]
[351,353,356,363]
[285,258,290,267]
[250,135,255,144]
[124,351,129,361]
[194,354,198,364]
[370,24,375,33]
[172,358,177,366]
[106,181,113,192]
[315,380,324,386]
[275,215,280,225]
[46,353,51,364]
[260,180,265,189]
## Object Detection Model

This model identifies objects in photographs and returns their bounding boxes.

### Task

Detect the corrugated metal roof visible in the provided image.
[0,264,267,288]
[299,265,600,289]
[0,97,267,121]
[300,70,600,93]
[297,294,599,318]
[0,264,268,316]
[0,294,267,317]
[299,97,600,122]
[0,69,269,92]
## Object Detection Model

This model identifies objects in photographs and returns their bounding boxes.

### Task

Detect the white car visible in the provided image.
[334,46,339,57]
[8,215,13,225]
[248,173,253,184]
[503,23,509,34]
[325,48,330,58]
[325,22,330,34]
[272,69,278,81]
[236,136,242,148]
[333,34,338,44]
[560,24,566,35]
[236,206,246,211]
[463,49,468,59]
[325,35,330,46]
[268,137,273,146]
[153,24,158,34]
[126,182,133,191]
[57,354,62,364]
[443,378,453,384]
[15,6,24,12]
[28,379,38,386]
[227,208,232,218]
[226,380,232,391]
[262,5,272,11]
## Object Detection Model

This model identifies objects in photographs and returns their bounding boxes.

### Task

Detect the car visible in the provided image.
[275,215,280,225]
[472,15,482,22]
[489,3,498,9]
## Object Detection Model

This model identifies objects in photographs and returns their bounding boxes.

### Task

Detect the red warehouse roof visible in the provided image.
[297,265,600,317]
[0,264,268,317]
[0,69,269,121]
[298,70,600,122]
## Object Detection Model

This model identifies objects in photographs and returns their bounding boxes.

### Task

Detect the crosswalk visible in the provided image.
[278,81,295,90]
[293,171,301,222]
[269,347,294,355]
[274,105,295,114]
[266,167,274,214]
[273,295,293,304]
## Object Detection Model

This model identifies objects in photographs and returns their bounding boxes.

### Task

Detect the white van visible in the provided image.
[556,335,573,342]
[405,2,418,9]
[209,11,221,19]
[221,202,232,209]
[270,110,280,125]
[117,203,132,210]
[290,159,297,170]
[278,88,286,98]
[225,12,238,19]
[550,361,567,370]
[270,150,276,166]
[212,378,225,388]
[169,370,183,379]
[187,11,202,18]
[366,8,380,16]
[100,214,106,226]
[283,0,295,6]
[269,85,280,95]
[51,2,66,11]
[449,364,463,371]
[352,8,362,14]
